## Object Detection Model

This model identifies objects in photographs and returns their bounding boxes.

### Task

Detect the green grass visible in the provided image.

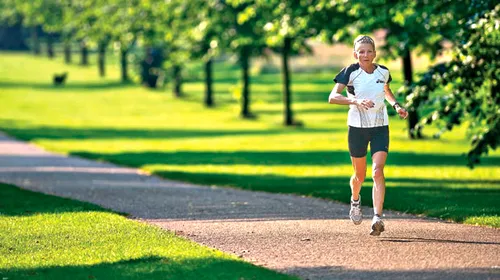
[0,183,296,279]
[0,51,499,228]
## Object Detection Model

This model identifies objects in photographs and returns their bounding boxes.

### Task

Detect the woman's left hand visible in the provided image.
[397,106,409,119]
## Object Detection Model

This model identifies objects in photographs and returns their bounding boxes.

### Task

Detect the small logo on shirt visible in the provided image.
[376,79,385,83]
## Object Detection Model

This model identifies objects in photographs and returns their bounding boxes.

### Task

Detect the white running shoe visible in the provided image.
[370,215,385,236]
[349,196,362,225]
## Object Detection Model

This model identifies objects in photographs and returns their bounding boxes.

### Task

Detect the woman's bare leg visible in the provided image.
[371,151,388,216]
[350,156,367,200]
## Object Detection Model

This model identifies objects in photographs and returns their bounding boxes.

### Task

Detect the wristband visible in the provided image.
[392,102,400,110]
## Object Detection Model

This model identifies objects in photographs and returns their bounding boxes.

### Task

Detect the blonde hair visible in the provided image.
[353,35,375,51]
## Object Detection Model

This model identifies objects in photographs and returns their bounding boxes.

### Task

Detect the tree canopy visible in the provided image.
[405,3,499,167]
[1,0,498,165]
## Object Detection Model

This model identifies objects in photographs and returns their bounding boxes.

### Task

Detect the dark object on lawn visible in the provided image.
[141,48,164,88]
[53,72,68,85]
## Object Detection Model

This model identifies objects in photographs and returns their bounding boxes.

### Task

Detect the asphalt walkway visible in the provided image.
[0,132,498,280]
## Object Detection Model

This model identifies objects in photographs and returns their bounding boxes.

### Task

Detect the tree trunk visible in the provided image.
[120,48,129,82]
[240,49,251,118]
[47,34,54,59]
[80,42,88,66]
[31,26,40,55]
[282,37,293,126]
[402,48,421,139]
[64,42,71,64]
[173,65,182,97]
[204,58,214,107]
[98,42,106,77]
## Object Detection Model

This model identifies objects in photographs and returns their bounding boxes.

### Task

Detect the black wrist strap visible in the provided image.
[392,102,400,110]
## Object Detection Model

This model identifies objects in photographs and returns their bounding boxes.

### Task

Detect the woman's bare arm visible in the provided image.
[329,83,374,110]
[384,84,408,119]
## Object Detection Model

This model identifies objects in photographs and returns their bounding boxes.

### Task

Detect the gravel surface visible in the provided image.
[1,132,499,280]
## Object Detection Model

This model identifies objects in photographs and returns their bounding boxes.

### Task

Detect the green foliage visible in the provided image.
[405,4,499,167]
[313,0,366,45]
[338,1,455,59]
[259,0,309,49]
[0,0,20,25]
[213,0,267,57]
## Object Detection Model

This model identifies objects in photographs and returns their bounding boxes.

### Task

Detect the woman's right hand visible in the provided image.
[354,99,375,110]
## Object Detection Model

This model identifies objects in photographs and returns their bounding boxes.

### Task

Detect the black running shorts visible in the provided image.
[348,126,389,158]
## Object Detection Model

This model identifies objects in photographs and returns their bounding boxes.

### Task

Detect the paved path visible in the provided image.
[0,132,499,280]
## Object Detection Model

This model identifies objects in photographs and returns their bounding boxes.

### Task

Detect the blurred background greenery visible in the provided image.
[0,0,498,227]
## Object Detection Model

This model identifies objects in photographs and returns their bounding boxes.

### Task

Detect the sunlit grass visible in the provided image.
[0,51,498,228]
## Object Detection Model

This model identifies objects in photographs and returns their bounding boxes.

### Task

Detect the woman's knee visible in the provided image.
[372,165,385,180]
[352,172,366,183]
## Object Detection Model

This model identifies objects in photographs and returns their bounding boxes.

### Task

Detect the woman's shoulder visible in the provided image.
[334,63,361,84]
[337,63,361,75]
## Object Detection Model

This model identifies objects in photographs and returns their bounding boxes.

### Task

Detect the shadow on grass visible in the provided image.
[69,150,500,167]
[208,76,335,86]
[0,80,136,91]
[283,266,499,280]
[245,89,331,103]
[0,126,335,141]
[150,170,500,223]
[255,107,347,115]
[184,86,330,103]
[0,183,114,217]
[0,256,294,280]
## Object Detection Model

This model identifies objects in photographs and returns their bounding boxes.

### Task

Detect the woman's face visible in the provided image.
[354,43,376,64]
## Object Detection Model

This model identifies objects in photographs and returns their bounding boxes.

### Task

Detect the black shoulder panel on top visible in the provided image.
[333,63,360,85]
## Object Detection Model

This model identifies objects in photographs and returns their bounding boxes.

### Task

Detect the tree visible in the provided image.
[64,0,93,66]
[216,0,267,118]
[185,0,225,106]
[14,0,46,55]
[37,1,65,59]
[92,0,147,82]
[70,0,120,76]
[405,3,499,167]
[261,0,352,126]
[259,0,311,126]
[143,0,193,95]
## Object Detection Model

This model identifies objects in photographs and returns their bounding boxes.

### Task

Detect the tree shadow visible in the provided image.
[68,150,500,167]
[210,76,334,86]
[0,256,293,280]
[0,80,135,91]
[1,159,497,222]
[0,126,335,141]
[283,265,499,280]
[0,182,115,217]
[255,107,346,115]
[149,170,500,222]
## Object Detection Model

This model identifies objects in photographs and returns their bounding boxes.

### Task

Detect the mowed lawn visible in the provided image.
[0,51,499,228]
[0,183,296,279]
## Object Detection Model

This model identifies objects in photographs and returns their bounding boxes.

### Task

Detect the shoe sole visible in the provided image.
[370,220,385,236]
